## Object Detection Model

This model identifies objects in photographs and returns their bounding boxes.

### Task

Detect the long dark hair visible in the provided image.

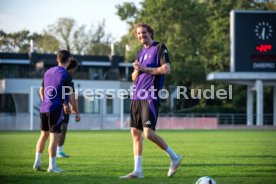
[67,58,78,71]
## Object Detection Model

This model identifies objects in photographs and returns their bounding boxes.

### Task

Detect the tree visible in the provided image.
[86,20,114,55]
[0,29,60,53]
[0,30,31,53]
[32,32,59,53]
[47,18,76,51]
[46,18,113,55]
[116,2,139,24]
[0,18,113,55]
[73,25,90,54]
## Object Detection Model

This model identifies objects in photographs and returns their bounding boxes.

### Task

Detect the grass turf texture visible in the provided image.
[0,130,276,184]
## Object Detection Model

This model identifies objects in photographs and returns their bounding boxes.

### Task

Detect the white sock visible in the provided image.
[49,157,56,169]
[165,146,178,161]
[57,145,63,153]
[134,155,142,173]
[34,152,41,165]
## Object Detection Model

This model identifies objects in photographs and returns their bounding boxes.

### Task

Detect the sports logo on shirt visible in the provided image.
[143,54,148,61]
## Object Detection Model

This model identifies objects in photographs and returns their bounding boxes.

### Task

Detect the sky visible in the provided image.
[0,0,142,41]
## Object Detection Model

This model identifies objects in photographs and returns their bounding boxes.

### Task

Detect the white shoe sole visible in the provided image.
[168,155,182,177]
[119,172,144,179]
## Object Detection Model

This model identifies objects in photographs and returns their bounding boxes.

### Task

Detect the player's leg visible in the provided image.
[47,108,64,172]
[120,101,144,179]
[58,123,68,146]
[36,131,50,151]
[131,128,143,174]
[33,131,49,170]
[33,113,50,171]
[143,127,181,162]
[57,114,69,158]
[142,100,182,177]
[48,132,62,172]
[144,128,182,177]
[57,124,68,157]
[120,128,144,179]
[143,127,167,149]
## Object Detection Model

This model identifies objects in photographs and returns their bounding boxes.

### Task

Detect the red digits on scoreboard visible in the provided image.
[256,44,272,52]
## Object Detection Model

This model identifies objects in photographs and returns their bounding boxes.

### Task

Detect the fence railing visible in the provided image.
[160,113,274,125]
[0,113,274,130]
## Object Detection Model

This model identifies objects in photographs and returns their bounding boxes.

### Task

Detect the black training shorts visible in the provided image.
[62,114,70,124]
[130,100,159,131]
[40,106,63,133]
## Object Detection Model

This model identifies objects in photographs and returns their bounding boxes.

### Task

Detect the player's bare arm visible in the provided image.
[131,60,140,81]
[131,70,139,81]
[142,63,170,75]
[39,87,44,101]
[69,92,81,122]
[134,61,170,75]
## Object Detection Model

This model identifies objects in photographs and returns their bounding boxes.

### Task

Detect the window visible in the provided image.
[106,97,113,114]
[89,68,103,80]
[82,97,100,114]
[123,96,131,114]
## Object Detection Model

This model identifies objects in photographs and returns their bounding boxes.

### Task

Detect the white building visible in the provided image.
[0,52,133,130]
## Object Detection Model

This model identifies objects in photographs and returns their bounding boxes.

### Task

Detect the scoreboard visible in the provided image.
[230,10,276,72]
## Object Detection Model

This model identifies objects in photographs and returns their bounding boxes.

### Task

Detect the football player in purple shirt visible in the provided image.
[120,23,182,179]
[33,50,71,173]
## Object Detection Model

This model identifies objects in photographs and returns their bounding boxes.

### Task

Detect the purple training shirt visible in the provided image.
[131,41,170,102]
[40,66,70,113]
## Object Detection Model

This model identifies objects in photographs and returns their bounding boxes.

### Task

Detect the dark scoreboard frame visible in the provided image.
[230,10,276,72]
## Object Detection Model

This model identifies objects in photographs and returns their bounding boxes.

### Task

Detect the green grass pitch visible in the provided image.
[0,130,276,184]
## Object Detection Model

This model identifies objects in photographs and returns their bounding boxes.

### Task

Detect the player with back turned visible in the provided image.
[33,50,71,173]
[39,58,81,158]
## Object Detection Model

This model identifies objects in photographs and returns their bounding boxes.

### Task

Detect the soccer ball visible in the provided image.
[195,176,216,184]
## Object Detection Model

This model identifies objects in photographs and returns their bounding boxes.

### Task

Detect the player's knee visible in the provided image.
[144,132,154,141]
[131,128,142,137]
[41,131,49,139]
[132,133,142,141]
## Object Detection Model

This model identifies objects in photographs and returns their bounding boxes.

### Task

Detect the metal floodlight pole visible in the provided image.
[120,97,124,129]
[30,86,34,130]
[111,43,115,56]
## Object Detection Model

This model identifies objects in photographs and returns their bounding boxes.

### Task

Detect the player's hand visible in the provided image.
[75,114,80,122]
[133,60,141,71]
[133,60,145,72]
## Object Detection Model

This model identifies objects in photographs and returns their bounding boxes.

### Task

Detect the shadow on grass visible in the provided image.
[188,163,276,167]
[0,174,191,184]
[230,155,276,158]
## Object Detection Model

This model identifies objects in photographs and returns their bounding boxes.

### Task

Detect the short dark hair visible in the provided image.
[67,58,78,71]
[57,50,71,64]
[134,22,154,39]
